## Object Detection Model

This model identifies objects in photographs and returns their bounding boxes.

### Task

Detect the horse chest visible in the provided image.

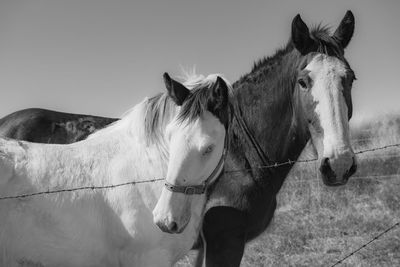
[206,160,284,240]
[245,187,278,240]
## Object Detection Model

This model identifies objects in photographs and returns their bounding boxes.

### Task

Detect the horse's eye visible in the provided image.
[298,78,307,90]
[202,145,214,156]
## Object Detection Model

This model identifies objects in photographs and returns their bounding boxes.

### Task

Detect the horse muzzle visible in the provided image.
[153,215,189,234]
[152,188,192,234]
[319,156,357,186]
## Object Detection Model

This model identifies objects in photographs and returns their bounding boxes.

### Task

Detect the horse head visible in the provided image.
[153,73,231,233]
[292,11,357,186]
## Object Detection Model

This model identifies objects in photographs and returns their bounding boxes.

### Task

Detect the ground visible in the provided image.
[176,114,400,266]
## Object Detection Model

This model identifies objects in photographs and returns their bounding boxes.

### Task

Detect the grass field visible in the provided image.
[177,113,400,266]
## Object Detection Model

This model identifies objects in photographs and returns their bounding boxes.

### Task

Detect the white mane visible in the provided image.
[88,71,233,142]
[180,67,233,93]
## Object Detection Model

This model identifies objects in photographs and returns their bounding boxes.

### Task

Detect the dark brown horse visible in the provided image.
[198,11,357,266]
[0,108,117,144]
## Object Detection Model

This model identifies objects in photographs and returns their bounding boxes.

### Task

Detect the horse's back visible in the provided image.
[0,109,55,142]
[0,108,118,144]
[0,108,37,138]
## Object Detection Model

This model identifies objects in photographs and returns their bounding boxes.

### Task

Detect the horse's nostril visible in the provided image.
[320,157,331,173]
[168,221,178,233]
[320,157,340,186]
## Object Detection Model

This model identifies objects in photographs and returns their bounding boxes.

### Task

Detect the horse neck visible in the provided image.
[88,100,171,164]
[230,48,310,192]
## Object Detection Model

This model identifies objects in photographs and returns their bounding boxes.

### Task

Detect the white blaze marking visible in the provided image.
[306,54,352,162]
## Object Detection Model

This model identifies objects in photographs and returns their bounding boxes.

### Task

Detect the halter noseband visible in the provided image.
[164,138,227,195]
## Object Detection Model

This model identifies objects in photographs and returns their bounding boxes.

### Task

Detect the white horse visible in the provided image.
[0,72,231,267]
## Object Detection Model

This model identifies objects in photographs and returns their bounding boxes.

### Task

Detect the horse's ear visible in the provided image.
[163,72,190,106]
[210,76,229,116]
[291,14,316,55]
[332,10,355,49]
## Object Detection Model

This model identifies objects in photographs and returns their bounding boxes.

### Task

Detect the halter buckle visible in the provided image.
[184,186,198,195]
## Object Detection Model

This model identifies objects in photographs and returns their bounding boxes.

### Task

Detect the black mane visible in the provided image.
[235,25,344,88]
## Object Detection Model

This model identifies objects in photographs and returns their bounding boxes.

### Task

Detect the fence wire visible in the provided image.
[0,178,165,200]
[2,143,399,200]
[330,221,400,267]
[0,142,400,265]
[225,143,400,173]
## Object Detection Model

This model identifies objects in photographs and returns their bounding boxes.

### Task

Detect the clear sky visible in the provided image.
[0,0,399,122]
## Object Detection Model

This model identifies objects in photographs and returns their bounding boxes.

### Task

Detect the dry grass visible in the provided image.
[177,113,400,266]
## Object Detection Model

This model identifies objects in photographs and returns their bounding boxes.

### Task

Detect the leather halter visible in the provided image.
[164,137,227,195]
[163,96,277,195]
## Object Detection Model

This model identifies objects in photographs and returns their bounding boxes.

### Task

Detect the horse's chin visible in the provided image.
[159,217,190,234]
[321,175,348,186]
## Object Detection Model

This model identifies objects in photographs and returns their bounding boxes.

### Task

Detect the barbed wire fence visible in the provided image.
[326,143,400,266]
[0,178,165,200]
[0,142,400,265]
[329,221,400,267]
